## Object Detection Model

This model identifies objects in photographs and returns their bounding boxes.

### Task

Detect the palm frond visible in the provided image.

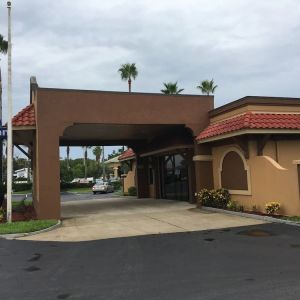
[118,63,138,81]
[0,34,8,54]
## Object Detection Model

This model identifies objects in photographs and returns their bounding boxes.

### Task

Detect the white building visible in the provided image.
[13,168,31,180]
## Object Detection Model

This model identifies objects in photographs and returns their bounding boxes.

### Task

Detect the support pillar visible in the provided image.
[193,143,214,192]
[136,156,149,198]
[34,129,60,219]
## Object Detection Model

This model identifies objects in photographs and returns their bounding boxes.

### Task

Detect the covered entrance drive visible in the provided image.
[20,196,265,242]
[13,77,214,220]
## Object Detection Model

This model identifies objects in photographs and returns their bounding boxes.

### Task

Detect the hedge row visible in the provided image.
[0,180,123,193]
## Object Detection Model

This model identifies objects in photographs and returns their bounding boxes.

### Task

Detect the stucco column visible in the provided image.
[194,143,214,192]
[35,128,61,219]
[113,167,118,178]
[136,156,149,198]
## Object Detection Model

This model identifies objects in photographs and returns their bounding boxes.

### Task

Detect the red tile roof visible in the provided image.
[118,148,135,161]
[12,104,36,127]
[197,112,300,141]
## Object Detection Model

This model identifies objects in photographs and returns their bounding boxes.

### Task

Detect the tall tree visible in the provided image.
[118,63,138,93]
[0,34,8,205]
[82,146,91,179]
[161,82,184,95]
[93,146,102,178]
[102,146,106,180]
[92,146,102,165]
[197,79,217,95]
[66,146,70,170]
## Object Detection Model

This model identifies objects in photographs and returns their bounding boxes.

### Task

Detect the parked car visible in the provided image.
[92,182,114,194]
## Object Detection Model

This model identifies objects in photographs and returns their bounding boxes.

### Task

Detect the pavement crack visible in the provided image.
[145,215,188,231]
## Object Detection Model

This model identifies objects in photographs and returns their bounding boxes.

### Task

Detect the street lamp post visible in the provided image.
[6,1,13,222]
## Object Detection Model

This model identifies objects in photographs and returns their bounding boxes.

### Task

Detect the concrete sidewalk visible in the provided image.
[19,197,266,242]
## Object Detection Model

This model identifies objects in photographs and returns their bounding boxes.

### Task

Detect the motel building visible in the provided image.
[12,77,300,219]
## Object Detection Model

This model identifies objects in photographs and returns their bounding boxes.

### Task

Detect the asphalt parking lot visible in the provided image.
[13,191,118,202]
[1,222,300,299]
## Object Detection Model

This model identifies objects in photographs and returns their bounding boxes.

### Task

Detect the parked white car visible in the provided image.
[92,182,114,194]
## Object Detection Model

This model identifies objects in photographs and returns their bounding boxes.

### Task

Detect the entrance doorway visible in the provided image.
[161,153,189,201]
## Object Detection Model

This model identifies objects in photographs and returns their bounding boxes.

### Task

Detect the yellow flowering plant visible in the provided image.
[265,202,280,215]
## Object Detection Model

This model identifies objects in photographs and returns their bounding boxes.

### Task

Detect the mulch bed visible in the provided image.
[243,210,284,219]
[0,205,37,223]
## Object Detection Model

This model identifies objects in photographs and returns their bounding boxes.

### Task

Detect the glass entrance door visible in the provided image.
[162,153,189,201]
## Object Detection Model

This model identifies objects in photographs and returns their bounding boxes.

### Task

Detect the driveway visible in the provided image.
[2,222,300,299]
[20,197,265,242]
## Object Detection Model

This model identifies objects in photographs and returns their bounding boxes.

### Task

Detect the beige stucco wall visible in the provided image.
[123,161,136,193]
[212,140,300,216]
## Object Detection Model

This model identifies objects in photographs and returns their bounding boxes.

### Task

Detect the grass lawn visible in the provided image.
[281,216,300,223]
[62,187,92,193]
[0,219,58,234]
[113,190,124,196]
[12,200,33,211]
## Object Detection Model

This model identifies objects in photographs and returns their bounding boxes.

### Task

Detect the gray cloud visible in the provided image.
[0,0,300,157]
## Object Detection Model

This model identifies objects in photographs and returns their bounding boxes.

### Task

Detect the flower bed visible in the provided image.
[195,189,299,223]
[0,200,36,223]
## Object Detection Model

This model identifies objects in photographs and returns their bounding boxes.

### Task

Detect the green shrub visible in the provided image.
[195,188,230,209]
[60,182,93,190]
[265,202,280,215]
[227,200,238,211]
[195,189,213,207]
[128,186,137,196]
[214,188,231,209]
[0,207,5,222]
[13,183,32,192]
[111,181,121,191]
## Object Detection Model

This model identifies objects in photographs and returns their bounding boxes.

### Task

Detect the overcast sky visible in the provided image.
[0,0,300,158]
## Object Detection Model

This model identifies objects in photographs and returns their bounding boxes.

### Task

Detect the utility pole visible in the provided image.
[6,1,13,222]
[102,146,106,180]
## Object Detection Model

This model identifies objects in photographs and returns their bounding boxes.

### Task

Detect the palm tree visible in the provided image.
[93,146,102,165]
[197,79,217,95]
[102,146,106,180]
[82,146,91,179]
[0,34,8,205]
[161,82,184,94]
[118,63,138,93]
[66,146,70,170]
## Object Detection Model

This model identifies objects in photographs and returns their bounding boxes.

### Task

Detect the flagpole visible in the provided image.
[6,1,13,223]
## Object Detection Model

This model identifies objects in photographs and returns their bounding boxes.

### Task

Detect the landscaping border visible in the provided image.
[0,220,62,239]
[201,206,300,227]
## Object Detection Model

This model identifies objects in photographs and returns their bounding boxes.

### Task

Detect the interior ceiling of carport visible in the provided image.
[60,123,185,146]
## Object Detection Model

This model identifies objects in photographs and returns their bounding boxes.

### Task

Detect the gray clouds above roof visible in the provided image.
[0,0,300,119]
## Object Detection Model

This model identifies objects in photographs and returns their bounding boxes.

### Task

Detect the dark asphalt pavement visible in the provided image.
[1,222,300,299]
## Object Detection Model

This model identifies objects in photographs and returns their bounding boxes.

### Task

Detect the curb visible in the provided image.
[0,220,62,240]
[201,206,300,227]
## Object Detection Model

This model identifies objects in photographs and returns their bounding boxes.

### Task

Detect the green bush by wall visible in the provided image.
[195,188,231,209]
[128,186,137,196]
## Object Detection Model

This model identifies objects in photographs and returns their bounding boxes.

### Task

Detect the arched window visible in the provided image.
[219,149,250,193]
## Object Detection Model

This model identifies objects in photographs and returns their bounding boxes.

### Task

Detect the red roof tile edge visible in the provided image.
[118,148,135,161]
[12,104,36,127]
[197,112,300,140]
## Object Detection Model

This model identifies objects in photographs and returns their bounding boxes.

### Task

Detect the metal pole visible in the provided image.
[6,1,12,222]
[102,146,106,180]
